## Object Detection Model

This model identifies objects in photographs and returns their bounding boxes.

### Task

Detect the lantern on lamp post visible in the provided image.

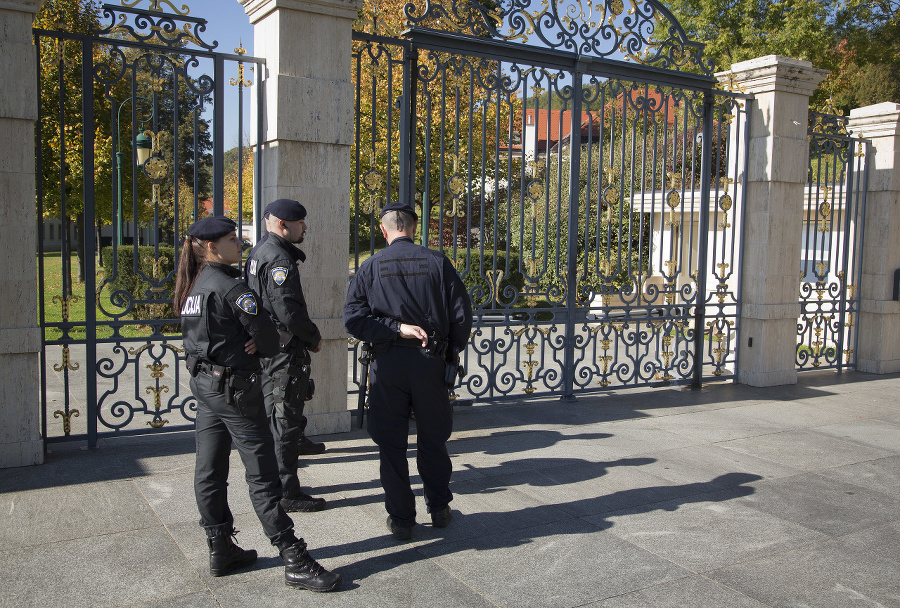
[115,98,152,246]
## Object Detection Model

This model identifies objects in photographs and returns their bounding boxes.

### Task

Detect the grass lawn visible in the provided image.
[41,248,372,342]
[39,251,168,341]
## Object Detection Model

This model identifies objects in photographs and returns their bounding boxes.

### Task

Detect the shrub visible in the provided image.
[99,245,176,324]
[455,250,526,310]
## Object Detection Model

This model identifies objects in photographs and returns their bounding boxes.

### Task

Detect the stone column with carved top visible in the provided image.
[849,103,900,373]
[0,0,45,467]
[719,56,828,386]
[238,0,361,434]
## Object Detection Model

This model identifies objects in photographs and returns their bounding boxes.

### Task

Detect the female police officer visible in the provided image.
[173,216,340,592]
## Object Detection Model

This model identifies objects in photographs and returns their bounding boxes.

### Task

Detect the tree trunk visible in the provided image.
[62,217,71,298]
[75,212,86,284]
[96,217,103,266]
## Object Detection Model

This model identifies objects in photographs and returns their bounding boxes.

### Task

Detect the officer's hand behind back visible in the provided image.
[399,323,428,347]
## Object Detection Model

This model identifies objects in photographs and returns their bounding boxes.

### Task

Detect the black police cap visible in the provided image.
[188,216,237,241]
[265,198,307,221]
[379,201,418,222]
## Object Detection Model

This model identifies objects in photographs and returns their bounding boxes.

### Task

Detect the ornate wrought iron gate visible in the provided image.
[35,2,264,446]
[351,0,750,402]
[797,106,868,370]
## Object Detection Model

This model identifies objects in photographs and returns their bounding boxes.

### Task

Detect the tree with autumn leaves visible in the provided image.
[352,0,520,259]
[661,0,900,111]
[35,0,111,289]
[36,0,219,282]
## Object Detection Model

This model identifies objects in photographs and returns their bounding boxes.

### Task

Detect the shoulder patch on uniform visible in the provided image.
[271,265,289,286]
[235,292,257,315]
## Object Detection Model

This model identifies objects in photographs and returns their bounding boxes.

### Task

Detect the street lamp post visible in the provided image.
[115,98,151,246]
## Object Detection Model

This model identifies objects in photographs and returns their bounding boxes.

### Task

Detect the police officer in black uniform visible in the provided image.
[174,216,340,592]
[245,199,326,513]
[343,201,473,540]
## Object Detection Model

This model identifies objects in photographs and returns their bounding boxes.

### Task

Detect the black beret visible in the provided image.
[188,216,237,241]
[265,198,307,221]
[379,201,418,222]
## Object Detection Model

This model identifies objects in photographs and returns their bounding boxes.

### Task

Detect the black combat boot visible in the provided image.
[280,489,326,512]
[296,434,327,455]
[280,539,342,592]
[207,529,257,577]
[430,506,452,528]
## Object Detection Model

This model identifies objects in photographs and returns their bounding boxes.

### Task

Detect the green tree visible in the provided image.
[827,1,900,109]
[662,0,900,110]
[663,0,840,68]
[36,0,114,290]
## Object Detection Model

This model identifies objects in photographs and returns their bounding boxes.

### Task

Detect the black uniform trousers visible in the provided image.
[260,350,308,499]
[192,372,296,547]
[367,345,453,525]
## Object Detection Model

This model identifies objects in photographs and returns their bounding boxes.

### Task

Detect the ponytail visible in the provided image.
[173,237,208,316]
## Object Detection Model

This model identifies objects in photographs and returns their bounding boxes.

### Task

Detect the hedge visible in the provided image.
[99,245,176,323]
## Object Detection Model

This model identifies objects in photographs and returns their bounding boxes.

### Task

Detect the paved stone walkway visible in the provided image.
[2,370,899,607]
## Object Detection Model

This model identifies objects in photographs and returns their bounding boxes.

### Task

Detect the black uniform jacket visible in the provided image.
[343,236,473,350]
[180,262,280,371]
[245,232,321,348]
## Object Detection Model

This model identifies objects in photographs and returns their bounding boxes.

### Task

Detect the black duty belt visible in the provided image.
[395,336,449,359]
[197,361,229,379]
[187,354,257,380]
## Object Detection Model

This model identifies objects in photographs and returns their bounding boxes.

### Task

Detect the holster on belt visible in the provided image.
[444,346,462,388]
[277,328,295,351]
[276,361,311,408]
[226,372,261,418]
[185,354,201,377]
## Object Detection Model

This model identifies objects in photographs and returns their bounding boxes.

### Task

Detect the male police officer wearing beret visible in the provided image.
[245,199,327,513]
[175,216,340,591]
[343,201,473,540]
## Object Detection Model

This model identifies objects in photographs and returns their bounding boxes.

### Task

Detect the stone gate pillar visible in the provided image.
[848,103,900,373]
[239,0,360,434]
[0,0,45,468]
[720,56,828,386]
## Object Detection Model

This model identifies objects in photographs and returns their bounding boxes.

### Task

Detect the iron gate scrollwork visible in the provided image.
[351,0,751,402]
[35,1,265,446]
[798,103,867,370]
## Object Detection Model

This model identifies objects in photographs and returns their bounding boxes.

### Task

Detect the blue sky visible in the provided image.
[182,0,253,53]
[176,1,256,149]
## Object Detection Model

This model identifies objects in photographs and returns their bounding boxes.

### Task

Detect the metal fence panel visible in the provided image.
[798,109,868,370]
[36,4,264,446]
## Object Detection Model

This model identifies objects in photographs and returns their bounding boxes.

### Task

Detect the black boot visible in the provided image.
[207,529,257,577]
[297,434,327,456]
[280,490,326,512]
[280,540,342,592]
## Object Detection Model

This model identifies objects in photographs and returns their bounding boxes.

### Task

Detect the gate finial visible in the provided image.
[120,0,191,16]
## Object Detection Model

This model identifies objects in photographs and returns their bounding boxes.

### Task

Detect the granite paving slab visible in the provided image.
[0,527,204,608]
[129,591,222,608]
[731,399,862,428]
[209,550,497,608]
[734,473,900,537]
[637,443,804,486]
[0,479,160,549]
[817,455,900,496]
[417,518,690,608]
[810,418,900,452]
[597,489,829,572]
[618,408,787,443]
[717,429,891,471]
[707,532,900,608]
[588,574,769,607]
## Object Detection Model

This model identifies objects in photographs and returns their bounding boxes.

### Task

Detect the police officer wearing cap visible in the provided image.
[245,199,326,513]
[343,201,473,540]
[175,216,341,592]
